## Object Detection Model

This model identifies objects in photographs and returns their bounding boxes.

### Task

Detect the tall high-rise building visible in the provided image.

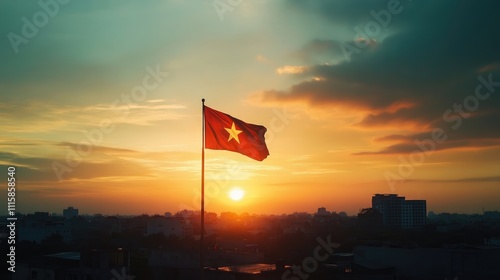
[401,199,426,229]
[372,194,404,227]
[372,194,426,229]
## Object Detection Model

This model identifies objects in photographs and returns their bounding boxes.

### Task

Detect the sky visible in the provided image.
[1,0,500,216]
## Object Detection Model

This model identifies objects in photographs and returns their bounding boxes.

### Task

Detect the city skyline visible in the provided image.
[1,0,500,216]
[3,193,494,218]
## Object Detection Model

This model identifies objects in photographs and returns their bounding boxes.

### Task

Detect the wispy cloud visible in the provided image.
[276,65,307,75]
[407,176,500,184]
[0,100,186,133]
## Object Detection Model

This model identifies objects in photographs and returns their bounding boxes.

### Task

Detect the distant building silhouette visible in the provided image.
[63,206,79,219]
[147,216,192,237]
[18,212,73,243]
[372,194,426,229]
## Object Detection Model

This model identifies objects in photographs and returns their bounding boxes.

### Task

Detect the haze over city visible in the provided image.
[1,0,500,216]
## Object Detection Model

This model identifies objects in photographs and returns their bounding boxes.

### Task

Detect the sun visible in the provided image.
[228,187,245,201]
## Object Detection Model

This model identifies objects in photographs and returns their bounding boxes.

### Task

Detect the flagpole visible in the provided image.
[200,98,205,280]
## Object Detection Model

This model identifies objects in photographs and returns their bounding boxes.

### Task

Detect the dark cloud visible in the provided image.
[55,142,138,155]
[290,39,372,64]
[0,145,153,182]
[283,0,500,89]
[258,0,500,154]
[285,0,400,26]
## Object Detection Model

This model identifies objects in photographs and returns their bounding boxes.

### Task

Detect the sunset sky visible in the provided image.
[1,0,499,216]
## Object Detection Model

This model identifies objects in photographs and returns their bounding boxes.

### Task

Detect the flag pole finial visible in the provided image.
[202,98,205,104]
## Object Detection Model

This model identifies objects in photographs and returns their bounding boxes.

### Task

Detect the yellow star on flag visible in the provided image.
[225,122,242,143]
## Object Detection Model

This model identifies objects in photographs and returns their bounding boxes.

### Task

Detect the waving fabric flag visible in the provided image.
[204,105,269,161]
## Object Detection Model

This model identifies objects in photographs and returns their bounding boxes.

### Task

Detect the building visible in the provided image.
[18,212,73,243]
[401,199,426,229]
[14,249,132,280]
[372,194,426,229]
[63,206,79,219]
[354,245,500,280]
[146,216,192,237]
[372,194,404,228]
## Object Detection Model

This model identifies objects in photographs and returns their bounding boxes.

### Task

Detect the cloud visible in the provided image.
[355,113,500,155]
[0,148,155,183]
[0,137,204,184]
[0,100,186,133]
[55,142,138,155]
[285,0,399,26]
[291,39,378,65]
[292,169,345,175]
[252,0,500,154]
[408,176,500,184]
[276,65,307,75]
[256,55,267,62]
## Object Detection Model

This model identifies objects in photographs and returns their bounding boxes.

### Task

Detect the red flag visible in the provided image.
[204,105,269,161]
